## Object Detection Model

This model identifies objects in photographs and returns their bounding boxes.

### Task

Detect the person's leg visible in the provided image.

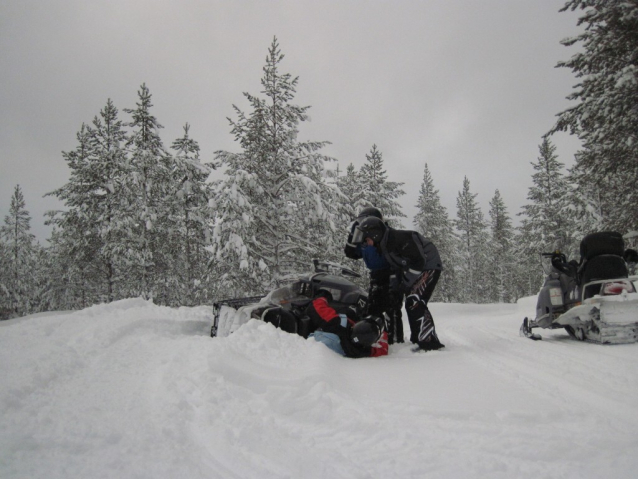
[368,274,399,344]
[387,289,405,343]
[405,270,444,350]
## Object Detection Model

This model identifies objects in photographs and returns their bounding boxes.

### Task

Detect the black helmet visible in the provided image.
[355,216,386,244]
[350,317,382,347]
[357,206,383,221]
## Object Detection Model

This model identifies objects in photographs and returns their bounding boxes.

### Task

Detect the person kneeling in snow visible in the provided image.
[305,294,388,358]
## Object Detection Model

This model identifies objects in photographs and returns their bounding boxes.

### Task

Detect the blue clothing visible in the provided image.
[310,330,346,356]
[361,244,390,271]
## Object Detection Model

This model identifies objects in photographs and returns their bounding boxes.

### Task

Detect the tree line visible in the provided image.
[1,1,636,318]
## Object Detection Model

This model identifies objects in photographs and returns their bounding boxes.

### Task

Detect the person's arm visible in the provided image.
[388,232,426,291]
[344,221,363,260]
[306,297,350,336]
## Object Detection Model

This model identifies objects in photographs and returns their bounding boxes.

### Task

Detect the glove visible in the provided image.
[389,273,411,293]
[403,269,421,290]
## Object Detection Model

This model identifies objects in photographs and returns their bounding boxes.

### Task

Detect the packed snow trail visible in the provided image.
[1,297,637,478]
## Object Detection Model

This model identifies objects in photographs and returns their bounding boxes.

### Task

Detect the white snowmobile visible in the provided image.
[211,260,369,339]
[520,231,638,344]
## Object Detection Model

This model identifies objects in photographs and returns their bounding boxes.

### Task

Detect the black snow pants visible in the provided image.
[367,270,404,344]
[405,269,444,351]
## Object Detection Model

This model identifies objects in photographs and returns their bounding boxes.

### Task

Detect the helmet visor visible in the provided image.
[352,225,365,245]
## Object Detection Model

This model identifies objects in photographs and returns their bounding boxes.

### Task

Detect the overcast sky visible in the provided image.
[1,0,584,242]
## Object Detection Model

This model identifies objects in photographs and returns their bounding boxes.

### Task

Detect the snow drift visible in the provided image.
[1,297,637,478]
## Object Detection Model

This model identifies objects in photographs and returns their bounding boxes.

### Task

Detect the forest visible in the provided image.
[1,0,636,318]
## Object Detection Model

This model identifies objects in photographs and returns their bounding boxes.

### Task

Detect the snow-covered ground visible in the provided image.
[1,297,637,479]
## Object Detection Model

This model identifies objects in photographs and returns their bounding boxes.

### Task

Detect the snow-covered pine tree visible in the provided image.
[0,240,10,319]
[487,190,517,303]
[41,226,82,311]
[123,84,173,300]
[517,138,577,296]
[334,163,371,283]
[567,149,627,235]
[46,123,101,309]
[518,138,577,257]
[336,163,367,220]
[413,163,459,302]
[454,177,490,303]
[169,123,215,305]
[550,0,638,232]
[0,185,39,316]
[358,144,406,228]
[563,159,606,240]
[88,99,129,302]
[46,100,130,307]
[211,37,341,296]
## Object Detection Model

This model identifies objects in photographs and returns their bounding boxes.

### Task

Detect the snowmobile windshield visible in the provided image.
[540,254,555,276]
[267,285,300,304]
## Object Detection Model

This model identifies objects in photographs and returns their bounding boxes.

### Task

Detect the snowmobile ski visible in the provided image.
[520,317,542,340]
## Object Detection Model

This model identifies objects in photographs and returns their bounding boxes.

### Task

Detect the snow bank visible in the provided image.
[1,298,637,478]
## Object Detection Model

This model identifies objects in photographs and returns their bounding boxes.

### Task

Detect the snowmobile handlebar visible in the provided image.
[312,259,361,278]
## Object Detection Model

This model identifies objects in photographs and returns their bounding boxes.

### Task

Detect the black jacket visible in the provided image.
[379,228,442,291]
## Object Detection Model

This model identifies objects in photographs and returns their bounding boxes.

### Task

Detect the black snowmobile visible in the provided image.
[520,231,638,344]
[210,260,368,339]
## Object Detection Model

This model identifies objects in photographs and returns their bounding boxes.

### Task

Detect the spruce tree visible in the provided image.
[550,0,638,232]
[413,163,458,302]
[517,138,577,296]
[487,190,516,303]
[334,163,370,282]
[0,185,39,316]
[212,37,340,296]
[124,84,172,300]
[454,177,489,303]
[0,240,10,318]
[47,100,130,307]
[336,163,368,219]
[46,123,99,308]
[518,138,576,258]
[169,123,215,305]
[358,144,406,227]
[89,99,129,302]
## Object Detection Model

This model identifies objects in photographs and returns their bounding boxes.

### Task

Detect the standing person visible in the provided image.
[354,216,445,351]
[344,207,405,344]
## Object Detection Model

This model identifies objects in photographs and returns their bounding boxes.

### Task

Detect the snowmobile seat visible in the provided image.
[577,231,627,290]
[580,254,628,286]
[579,231,625,261]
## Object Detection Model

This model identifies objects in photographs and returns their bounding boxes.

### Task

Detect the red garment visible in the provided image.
[370,331,389,357]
